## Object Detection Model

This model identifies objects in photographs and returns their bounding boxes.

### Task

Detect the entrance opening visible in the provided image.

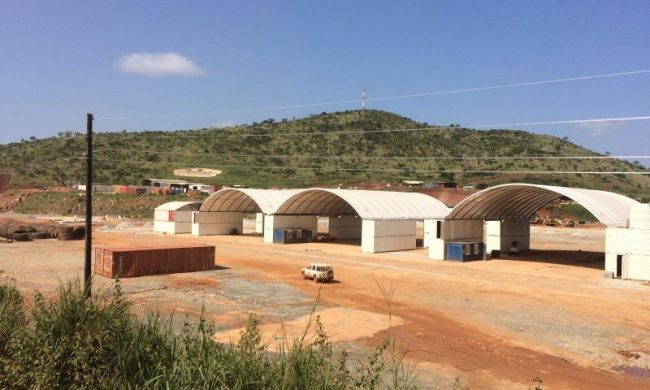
[416,220,425,248]
[616,255,623,278]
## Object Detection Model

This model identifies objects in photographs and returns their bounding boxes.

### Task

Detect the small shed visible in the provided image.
[154,201,202,234]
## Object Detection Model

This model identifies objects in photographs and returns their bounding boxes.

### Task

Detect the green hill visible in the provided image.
[1,110,649,200]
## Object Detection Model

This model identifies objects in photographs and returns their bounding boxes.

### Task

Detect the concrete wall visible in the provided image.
[153,221,192,234]
[361,219,416,253]
[191,211,244,236]
[605,204,650,281]
[255,213,264,234]
[263,215,318,244]
[329,215,362,239]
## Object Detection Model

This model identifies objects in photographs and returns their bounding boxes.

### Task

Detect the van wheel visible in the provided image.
[313,277,319,283]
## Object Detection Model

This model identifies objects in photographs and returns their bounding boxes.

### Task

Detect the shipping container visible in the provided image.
[94,245,215,278]
[446,241,485,262]
[273,229,312,244]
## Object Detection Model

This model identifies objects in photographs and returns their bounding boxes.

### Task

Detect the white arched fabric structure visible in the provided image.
[155,201,202,212]
[200,188,302,214]
[446,183,638,227]
[275,189,451,220]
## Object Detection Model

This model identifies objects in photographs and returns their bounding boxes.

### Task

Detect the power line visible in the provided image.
[366,69,650,102]
[92,148,650,161]
[94,115,650,137]
[95,69,650,120]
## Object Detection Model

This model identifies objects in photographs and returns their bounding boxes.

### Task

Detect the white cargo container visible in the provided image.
[154,201,202,234]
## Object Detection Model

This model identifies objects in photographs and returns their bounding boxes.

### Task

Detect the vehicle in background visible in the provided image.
[301,263,334,283]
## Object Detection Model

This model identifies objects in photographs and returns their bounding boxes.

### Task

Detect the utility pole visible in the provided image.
[84,113,93,298]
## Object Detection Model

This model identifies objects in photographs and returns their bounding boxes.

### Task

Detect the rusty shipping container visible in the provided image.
[94,245,215,278]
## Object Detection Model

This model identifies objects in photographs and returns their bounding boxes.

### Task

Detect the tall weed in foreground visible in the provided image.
[0,280,421,389]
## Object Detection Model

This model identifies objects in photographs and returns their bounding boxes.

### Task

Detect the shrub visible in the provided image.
[0,281,417,389]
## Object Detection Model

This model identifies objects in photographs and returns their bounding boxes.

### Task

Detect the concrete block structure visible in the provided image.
[153,201,202,234]
[605,203,650,280]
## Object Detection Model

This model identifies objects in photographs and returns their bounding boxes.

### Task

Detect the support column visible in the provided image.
[191,211,244,236]
[263,215,318,244]
[605,227,630,278]
[626,204,650,280]
[362,219,416,253]
[329,215,361,239]
[255,213,264,234]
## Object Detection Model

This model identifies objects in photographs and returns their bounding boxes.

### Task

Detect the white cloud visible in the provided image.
[116,52,204,77]
[576,120,626,137]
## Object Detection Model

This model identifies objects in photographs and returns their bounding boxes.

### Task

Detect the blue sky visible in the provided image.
[1,0,649,157]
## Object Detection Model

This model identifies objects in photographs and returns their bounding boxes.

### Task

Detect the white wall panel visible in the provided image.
[362,219,416,253]
[154,221,192,234]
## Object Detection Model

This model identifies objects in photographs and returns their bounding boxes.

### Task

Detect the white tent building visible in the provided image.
[427,183,650,281]
[193,187,450,253]
[153,201,202,234]
[274,188,450,253]
[194,188,302,236]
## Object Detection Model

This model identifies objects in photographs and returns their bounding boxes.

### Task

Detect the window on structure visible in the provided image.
[436,221,442,239]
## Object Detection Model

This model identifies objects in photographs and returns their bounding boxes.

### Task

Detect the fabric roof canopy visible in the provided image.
[154,201,202,212]
[200,188,302,214]
[275,188,451,220]
[446,183,638,227]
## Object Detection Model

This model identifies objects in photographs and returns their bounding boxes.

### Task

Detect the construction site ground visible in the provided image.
[1,216,649,389]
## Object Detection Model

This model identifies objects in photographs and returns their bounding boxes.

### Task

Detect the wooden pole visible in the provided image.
[84,113,93,298]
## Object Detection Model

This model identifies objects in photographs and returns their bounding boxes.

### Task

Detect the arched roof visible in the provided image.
[155,201,202,212]
[446,183,638,227]
[200,188,302,214]
[275,189,451,220]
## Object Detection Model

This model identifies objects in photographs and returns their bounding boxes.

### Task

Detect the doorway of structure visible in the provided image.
[416,220,425,248]
[616,255,623,278]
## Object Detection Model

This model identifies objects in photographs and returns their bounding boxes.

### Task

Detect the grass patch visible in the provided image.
[0,280,418,389]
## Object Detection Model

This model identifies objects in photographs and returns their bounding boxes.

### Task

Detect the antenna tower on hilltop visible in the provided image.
[361,89,367,110]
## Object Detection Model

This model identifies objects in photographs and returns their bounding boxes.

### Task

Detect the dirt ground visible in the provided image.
[1,218,649,389]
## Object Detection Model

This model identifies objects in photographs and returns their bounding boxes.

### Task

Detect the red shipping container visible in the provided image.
[94,245,215,278]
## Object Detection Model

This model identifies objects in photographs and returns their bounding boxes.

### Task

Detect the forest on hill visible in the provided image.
[1,110,648,200]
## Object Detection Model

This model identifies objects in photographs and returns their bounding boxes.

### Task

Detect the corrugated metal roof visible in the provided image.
[155,201,202,211]
[446,183,638,227]
[200,188,303,214]
[275,189,451,220]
